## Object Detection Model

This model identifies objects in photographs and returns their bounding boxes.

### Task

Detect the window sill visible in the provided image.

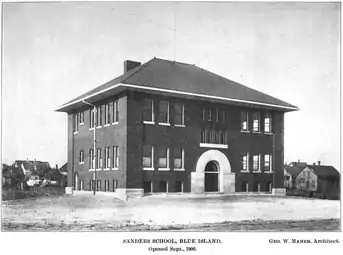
[143,121,155,125]
[158,168,171,171]
[89,169,95,172]
[158,122,171,126]
[112,122,119,125]
[174,168,185,171]
[252,131,262,134]
[143,167,154,171]
[89,128,95,131]
[96,168,102,171]
[79,123,84,126]
[174,124,186,128]
[96,126,102,129]
[264,171,273,174]
[104,124,110,127]
[253,171,262,173]
[241,130,250,133]
[104,168,110,171]
[73,131,78,134]
[112,168,119,171]
[200,143,228,149]
[240,170,250,173]
[265,132,274,135]
[79,162,84,165]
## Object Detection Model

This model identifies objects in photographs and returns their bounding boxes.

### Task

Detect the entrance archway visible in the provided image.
[192,149,235,194]
[204,161,219,192]
[74,172,79,191]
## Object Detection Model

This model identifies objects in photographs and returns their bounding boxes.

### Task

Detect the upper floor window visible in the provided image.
[143,99,154,123]
[90,108,95,129]
[112,146,119,169]
[253,154,261,172]
[104,147,110,169]
[216,108,220,122]
[264,154,272,172]
[79,150,84,164]
[105,103,112,125]
[264,113,272,133]
[200,130,206,143]
[221,110,226,123]
[174,103,184,126]
[158,147,170,170]
[143,145,154,169]
[241,112,248,131]
[74,113,79,132]
[241,153,249,172]
[253,112,260,132]
[113,100,119,123]
[159,101,170,124]
[97,106,103,127]
[208,108,212,121]
[79,112,84,125]
[174,148,184,170]
[201,107,205,121]
[89,149,94,169]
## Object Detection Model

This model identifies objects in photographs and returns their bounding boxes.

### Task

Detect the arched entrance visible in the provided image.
[191,149,235,194]
[204,161,219,192]
[74,172,79,191]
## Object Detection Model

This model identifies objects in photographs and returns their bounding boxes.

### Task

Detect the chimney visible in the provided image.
[317,161,321,166]
[56,164,58,170]
[313,163,316,166]
[298,159,300,163]
[124,60,141,73]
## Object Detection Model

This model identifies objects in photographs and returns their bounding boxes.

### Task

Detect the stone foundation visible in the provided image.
[65,187,73,195]
[272,188,286,196]
[223,173,235,193]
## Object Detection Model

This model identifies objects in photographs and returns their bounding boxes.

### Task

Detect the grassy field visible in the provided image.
[2,193,340,231]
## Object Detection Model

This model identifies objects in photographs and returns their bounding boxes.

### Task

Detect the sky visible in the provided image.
[1,2,340,170]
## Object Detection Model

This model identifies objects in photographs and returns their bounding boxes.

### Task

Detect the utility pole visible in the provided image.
[82,100,97,195]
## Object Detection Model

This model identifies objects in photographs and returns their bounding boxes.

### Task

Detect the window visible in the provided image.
[201,107,205,121]
[105,103,111,125]
[201,130,206,143]
[241,112,248,131]
[104,147,110,169]
[254,182,261,192]
[90,108,95,128]
[143,145,154,169]
[159,181,167,192]
[79,112,84,125]
[216,108,220,122]
[144,181,152,193]
[253,112,260,132]
[80,180,84,191]
[241,153,249,172]
[174,103,184,126]
[112,146,119,169]
[208,108,212,121]
[113,100,119,123]
[143,99,154,123]
[264,113,272,133]
[97,106,103,127]
[215,131,220,144]
[159,101,169,124]
[158,147,169,170]
[206,130,214,143]
[174,148,184,170]
[253,154,261,172]
[241,182,248,192]
[112,180,118,192]
[79,150,84,164]
[96,148,102,169]
[264,154,272,172]
[89,180,94,191]
[221,131,227,144]
[96,180,101,191]
[74,113,79,132]
[221,110,226,123]
[267,182,272,192]
[89,149,94,169]
[175,181,183,192]
[104,180,109,192]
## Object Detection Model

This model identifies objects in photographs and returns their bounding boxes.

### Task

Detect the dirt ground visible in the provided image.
[1,193,341,231]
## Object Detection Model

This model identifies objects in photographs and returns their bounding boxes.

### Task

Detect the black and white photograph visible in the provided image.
[0,0,341,248]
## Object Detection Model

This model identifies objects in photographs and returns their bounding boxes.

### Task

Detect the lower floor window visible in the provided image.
[104,180,110,192]
[80,180,84,191]
[241,182,248,192]
[113,180,118,192]
[175,181,183,192]
[96,180,101,191]
[253,182,261,192]
[267,182,272,192]
[144,181,153,193]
